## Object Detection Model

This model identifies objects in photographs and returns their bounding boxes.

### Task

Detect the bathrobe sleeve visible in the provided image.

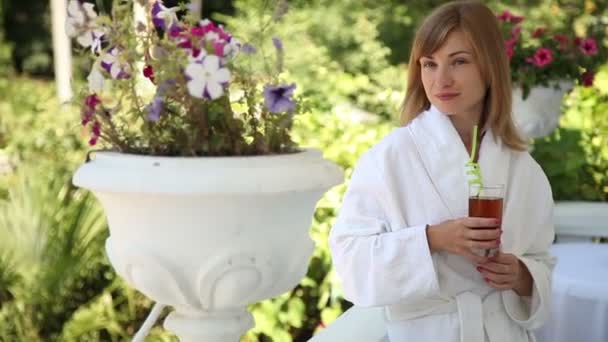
[329,151,441,307]
[502,161,557,330]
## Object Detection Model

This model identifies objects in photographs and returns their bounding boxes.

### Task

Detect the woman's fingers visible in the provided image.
[458,246,488,264]
[477,261,511,274]
[467,227,501,241]
[463,217,500,228]
[481,271,513,284]
[470,239,500,250]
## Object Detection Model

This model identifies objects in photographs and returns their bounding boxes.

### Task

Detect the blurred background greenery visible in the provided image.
[0,0,606,341]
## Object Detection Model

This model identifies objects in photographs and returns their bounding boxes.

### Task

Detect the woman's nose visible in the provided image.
[436,65,454,87]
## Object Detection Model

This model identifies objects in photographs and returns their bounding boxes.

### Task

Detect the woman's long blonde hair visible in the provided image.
[400,0,526,151]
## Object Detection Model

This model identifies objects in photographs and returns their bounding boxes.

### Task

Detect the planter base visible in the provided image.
[164,309,254,342]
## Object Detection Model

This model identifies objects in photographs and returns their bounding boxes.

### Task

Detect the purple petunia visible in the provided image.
[241,43,257,55]
[272,37,283,51]
[146,96,164,122]
[151,1,178,31]
[263,83,296,114]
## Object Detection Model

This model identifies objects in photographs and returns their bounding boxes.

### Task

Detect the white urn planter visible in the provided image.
[72,148,343,341]
[512,80,573,138]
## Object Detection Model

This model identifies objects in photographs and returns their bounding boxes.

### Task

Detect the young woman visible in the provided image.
[329,2,555,341]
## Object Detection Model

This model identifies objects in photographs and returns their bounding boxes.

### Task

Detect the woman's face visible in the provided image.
[419,30,486,120]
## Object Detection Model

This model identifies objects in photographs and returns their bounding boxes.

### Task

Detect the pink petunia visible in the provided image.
[143,65,155,83]
[511,25,522,39]
[497,10,524,23]
[526,48,553,67]
[505,38,517,60]
[532,28,545,38]
[581,71,595,87]
[579,38,598,56]
[553,34,570,51]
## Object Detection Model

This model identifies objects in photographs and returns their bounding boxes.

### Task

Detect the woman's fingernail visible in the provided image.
[484,277,490,283]
[476,266,482,272]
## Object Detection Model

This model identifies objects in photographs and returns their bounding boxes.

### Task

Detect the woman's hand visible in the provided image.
[426,217,501,263]
[476,251,533,296]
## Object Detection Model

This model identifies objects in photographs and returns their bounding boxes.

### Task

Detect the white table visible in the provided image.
[535,243,608,342]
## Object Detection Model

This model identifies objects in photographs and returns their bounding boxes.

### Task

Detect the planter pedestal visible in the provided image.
[73,149,343,341]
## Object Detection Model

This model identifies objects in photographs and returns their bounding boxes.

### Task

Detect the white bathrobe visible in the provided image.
[329,106,556,342]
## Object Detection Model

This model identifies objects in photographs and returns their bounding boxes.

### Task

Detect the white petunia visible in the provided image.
[66,0,104,52]
[101,48,131,79]
[87,63,105,92]
[185,55,231,100]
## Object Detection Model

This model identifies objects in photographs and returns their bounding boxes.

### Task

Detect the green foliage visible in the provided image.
[222,0,405,121]
[532,66,608,201]
[0,1,606,341]
[241,111,393,341]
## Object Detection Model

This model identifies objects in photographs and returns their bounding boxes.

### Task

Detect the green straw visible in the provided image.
[466,125,483,195]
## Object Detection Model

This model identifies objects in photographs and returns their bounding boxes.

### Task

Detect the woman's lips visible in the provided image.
[436,93,460,101]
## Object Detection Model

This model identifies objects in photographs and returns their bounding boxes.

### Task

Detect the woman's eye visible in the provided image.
[453,59,468,65]
[422,61,436,68]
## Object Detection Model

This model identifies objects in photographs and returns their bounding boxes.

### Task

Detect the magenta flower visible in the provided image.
[89,121,101,146]
[526,48,553,67]
[143,65,155,83]
[497,10,524,23]
[579,38,598,56]
[553,34,569,51]
[81,94,101,126]
[581,71,595,87]
[505,38,517,60]
[511,25,522,39]
[532,27,545,38]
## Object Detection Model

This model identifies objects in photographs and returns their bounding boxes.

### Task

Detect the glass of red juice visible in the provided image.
[468,184,504,257]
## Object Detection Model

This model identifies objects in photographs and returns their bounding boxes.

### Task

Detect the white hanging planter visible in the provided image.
[512,80,573,138]
[72,148,343,342]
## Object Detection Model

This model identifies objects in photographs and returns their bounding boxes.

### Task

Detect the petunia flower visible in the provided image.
[263,83,296,113]
[511,25,522,39]
[223,37,242,59]
[146,96,164,122]
[66,0,105,53]
[581,71,595,87]
[272,37,283,51]
[143,65,155,83]
[241,43,257,55]
[496,10,524,23]
[81,93,101,126]
[185,55,231,100]
[532,27,545,38]
[87,64,105,92]
[505,38,517,60]
[89,121,101,146]
[553,34,569,51]
[100,47,131,79]
[579,38,598,56]
[151,1,179,31]
[526,48,553,67]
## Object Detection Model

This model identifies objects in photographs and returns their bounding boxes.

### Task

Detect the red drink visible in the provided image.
[468,197,503,224]
[468,185,504,257]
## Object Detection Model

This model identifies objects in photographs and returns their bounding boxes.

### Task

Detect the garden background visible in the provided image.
[0,0,606,341]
